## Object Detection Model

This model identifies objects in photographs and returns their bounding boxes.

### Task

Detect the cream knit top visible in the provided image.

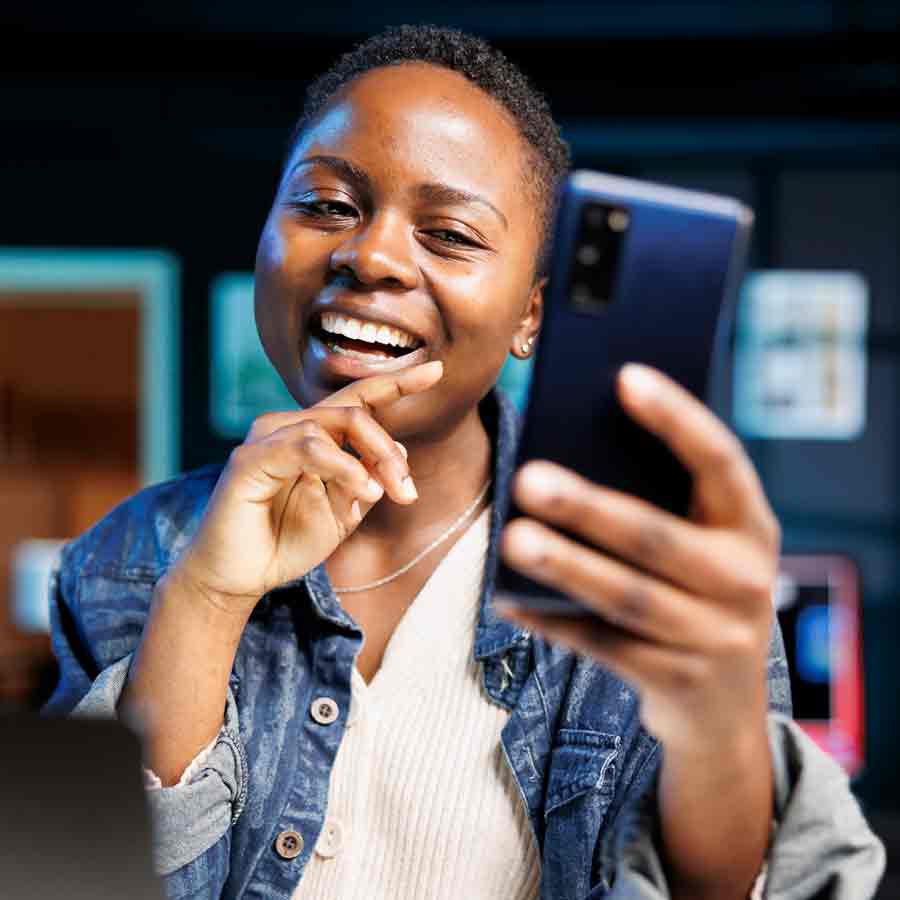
[292,504,541,900]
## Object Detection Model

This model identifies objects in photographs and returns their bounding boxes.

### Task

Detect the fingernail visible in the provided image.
[351,499,362,522]
[365,478,384,500]
[399,476,418,501]
[395,441,408,459]
[620,363,657,400]
[508,524,545,564]
[519,461,562,502]
[494,600,519,618]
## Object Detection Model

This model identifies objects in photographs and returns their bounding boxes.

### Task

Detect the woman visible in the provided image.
[45,25,883,900]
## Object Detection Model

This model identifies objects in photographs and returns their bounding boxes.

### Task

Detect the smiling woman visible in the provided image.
[253,51,562,430]
[43,23,884,900]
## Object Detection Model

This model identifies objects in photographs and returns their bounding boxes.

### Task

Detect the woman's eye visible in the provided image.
[427,229,478,248]
[293,200,357,219]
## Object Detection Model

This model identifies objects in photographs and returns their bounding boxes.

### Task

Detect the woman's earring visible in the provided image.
[519,337,533,356]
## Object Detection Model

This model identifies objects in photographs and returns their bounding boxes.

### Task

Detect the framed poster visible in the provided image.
[733,271,868,440]
[209,273,297,440]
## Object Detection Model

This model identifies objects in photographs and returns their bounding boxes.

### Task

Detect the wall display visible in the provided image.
[0,250,180,483]
[0,250,179,679]
[733,271,868,440]
[209,273,297,439]
[775,555,865,778]
[11,539,68,633]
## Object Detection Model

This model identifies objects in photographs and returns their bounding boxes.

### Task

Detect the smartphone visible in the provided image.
[494,169,754,615]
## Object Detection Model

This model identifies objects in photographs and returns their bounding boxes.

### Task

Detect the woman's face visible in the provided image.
[254,62,544,440]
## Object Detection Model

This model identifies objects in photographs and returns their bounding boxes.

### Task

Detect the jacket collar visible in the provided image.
[472,386,532,660]
[296,386,531,658]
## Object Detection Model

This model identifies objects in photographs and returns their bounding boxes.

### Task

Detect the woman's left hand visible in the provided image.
[497,363,781,756]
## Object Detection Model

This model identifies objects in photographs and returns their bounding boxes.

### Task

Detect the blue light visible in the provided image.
[796,604,831,684]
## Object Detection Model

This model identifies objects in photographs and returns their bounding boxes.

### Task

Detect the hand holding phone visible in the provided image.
[492,170,782,756]
[494,170,754,615]
[491,170,787,895]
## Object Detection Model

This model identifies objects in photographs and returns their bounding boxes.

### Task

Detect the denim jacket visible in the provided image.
[44,388,885,899]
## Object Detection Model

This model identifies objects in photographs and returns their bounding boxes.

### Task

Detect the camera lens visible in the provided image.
[586,207,608,229]
[577,244,600,266]
[572,284,594,306]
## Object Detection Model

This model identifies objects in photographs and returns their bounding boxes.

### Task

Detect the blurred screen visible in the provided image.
[778,584,831,720]
[775,555,865,777]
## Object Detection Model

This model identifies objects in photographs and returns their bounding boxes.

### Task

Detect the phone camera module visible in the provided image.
[567,202,627,315]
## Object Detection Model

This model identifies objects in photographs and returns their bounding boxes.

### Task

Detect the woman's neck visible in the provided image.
[351,404,492,548]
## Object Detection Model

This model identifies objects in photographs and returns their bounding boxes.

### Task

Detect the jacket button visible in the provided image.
[315,818,345,858]
[310,696,340,725]
[274,829,304,860]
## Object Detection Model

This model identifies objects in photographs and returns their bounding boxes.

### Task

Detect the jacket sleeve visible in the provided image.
[604,714,885,900]
[596,618,886,899]
[42,554,248,898]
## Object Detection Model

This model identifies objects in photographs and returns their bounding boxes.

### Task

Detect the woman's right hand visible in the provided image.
[168,360,443,613]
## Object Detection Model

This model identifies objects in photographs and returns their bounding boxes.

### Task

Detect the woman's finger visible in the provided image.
[511,461,771,604]
[617,364,776,540]
[495,603,699,702]
[325,478,367,541]
[500,516,742,648]
[233,419,383,506]
[320,359,444,413]
[245,361,444,443]
[253,407,411,504]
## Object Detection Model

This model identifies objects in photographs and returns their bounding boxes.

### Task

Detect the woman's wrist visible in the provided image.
[658,719,773,900]
[117,566,251,785]
[158,562,261,625]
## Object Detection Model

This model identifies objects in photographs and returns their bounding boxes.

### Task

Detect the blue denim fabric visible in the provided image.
[43,388,881,900]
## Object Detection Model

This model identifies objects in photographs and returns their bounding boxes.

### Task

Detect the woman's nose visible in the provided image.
[329,213,418,290]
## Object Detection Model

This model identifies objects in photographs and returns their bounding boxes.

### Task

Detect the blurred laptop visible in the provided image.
[775,554,865,778]
[0,714,164,900]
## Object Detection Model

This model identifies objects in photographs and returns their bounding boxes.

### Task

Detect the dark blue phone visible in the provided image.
[494,170,754,615]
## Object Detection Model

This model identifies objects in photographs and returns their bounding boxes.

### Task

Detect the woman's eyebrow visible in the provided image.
[286,155,372,193]
[415,183,508,230]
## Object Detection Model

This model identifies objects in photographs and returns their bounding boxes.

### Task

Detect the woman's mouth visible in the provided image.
[305,310,431,379]
[312,311,423,360]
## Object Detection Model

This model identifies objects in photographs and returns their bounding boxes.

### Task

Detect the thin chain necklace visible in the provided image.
[331,478,492,594]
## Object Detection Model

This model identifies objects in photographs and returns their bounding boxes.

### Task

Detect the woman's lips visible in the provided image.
[306,332,431,381]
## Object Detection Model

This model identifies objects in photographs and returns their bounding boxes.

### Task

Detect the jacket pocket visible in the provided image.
[541,730,621,900]
[544,729,620,817]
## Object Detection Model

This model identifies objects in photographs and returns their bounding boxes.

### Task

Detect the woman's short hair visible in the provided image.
[285,24,571,277]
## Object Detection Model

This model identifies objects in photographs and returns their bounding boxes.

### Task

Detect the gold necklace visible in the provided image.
[331,478,492,593]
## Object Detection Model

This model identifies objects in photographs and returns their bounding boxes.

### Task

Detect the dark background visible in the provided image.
[3,0,899,865]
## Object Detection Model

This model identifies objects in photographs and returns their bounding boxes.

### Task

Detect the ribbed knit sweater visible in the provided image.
[292,504,541,900]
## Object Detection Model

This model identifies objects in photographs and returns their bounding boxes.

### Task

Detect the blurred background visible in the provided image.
[2,0,898,886]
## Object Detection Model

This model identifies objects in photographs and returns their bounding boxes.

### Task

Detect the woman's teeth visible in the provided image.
[319,311,418,349]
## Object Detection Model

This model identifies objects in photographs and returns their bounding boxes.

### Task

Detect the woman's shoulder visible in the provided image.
[59,461,226,582]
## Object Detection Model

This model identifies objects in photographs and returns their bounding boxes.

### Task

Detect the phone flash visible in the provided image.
[608,210,630,232]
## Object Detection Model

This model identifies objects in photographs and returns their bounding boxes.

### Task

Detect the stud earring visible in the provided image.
[520,337,533,355]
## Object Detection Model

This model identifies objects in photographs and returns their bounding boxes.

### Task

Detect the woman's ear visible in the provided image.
[511,277,545,359]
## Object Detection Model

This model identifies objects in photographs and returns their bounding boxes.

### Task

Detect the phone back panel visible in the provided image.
[495,170,753,613]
